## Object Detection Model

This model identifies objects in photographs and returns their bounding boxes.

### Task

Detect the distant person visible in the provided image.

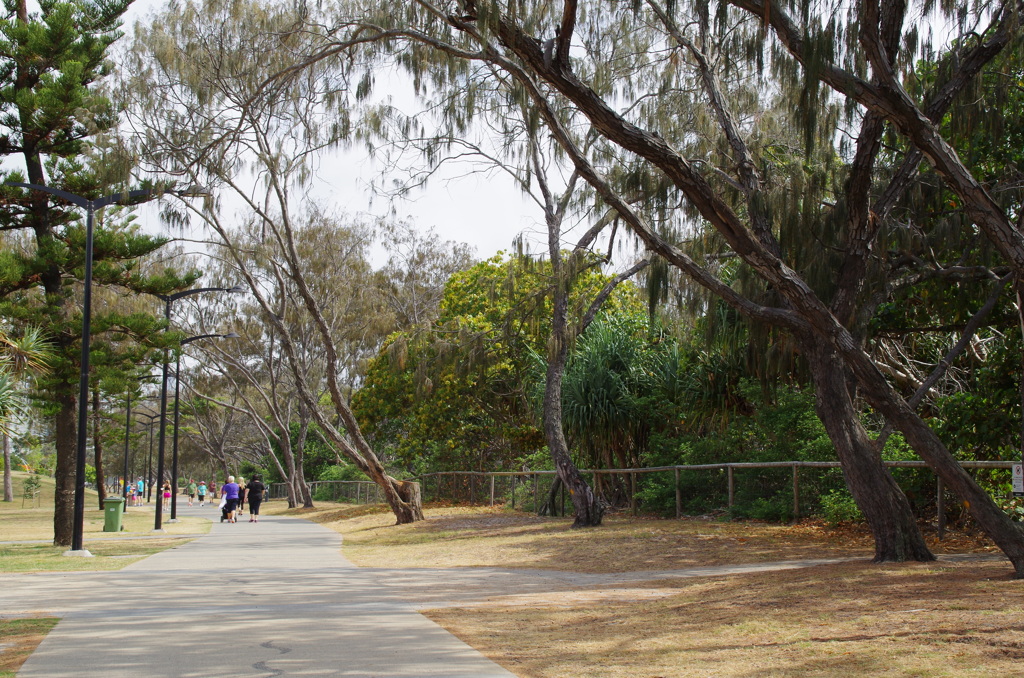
[136,478,145,506]
[197,481,207,507]
[162,481,172,510]
[221,476,240,523]
[236,477,246,518]
[210,482,218,499]
[186,479,197,507]
[246,475,266,523]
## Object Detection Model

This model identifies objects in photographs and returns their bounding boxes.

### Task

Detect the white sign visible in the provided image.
[1013,463,1024,495]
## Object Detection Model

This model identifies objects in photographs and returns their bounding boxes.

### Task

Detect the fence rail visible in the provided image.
[271,460,1018,536]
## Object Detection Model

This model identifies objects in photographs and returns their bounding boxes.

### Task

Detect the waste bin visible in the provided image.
[103,496,125,532]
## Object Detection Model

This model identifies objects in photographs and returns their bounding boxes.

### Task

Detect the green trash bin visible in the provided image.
[103,496,125,532]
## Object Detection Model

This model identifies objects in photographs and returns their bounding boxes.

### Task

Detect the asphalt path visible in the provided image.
[4,502,514,677]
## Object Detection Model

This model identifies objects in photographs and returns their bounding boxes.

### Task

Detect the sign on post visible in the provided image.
[1013,463,1024,497]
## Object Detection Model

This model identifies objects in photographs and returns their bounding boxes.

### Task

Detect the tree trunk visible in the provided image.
[3,433,12,502]
[837,339,1024,576]
[538,475,563,517]
[53,393,76,547]
[545,286,603,528]
[805,340,934,562]
[93,388,106,510]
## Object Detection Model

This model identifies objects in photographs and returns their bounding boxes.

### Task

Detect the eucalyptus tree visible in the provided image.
[124,0,427,522]
[282,0,1024,571]
[397,0,1024,570]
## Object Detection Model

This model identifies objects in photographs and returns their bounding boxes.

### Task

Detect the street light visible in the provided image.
[135,411,160,505]
[168,331,239,522]
[154,287,244,531]
[5,182,206,555]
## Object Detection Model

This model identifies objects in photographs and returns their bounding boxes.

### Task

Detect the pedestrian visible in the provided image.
[221,476,240,523]
[136,478,145,506]
[237,477,246,518]
[246,475,266,523]
[197,480,207,507]
[162,481,172,510]
[186,479,197,507]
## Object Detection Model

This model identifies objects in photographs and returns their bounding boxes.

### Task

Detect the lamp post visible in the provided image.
[135,411,159,505]
[121,392,131,507]
[168,331,239,522]
[154,287,243,531]
[6,182,207,554]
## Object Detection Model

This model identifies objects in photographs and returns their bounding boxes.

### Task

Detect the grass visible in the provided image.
[0,618,59,678]
[0,471,209,550]
[267,500,1024,677]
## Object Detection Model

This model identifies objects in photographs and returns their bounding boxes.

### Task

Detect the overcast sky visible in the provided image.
[122,0,543,263]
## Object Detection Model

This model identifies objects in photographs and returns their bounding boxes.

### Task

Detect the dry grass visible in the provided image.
[0,618,59,678]
[270,500,1022,677]
[425,560,1024,677]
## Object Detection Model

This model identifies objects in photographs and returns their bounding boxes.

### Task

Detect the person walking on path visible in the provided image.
[186,479,197,507]
[136,478,145,506]
[237,477,247,518]
[246,475,265,522]
[162,481,172,510]
[197,481,207,507]
[221,476,240,523]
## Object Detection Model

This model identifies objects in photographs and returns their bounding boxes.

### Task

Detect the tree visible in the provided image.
[1,325,50,501]
[0,0,200,545]
[283,0,1024,572]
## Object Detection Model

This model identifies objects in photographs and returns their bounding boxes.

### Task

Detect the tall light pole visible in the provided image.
[154,287,243,531]
[5,182,205,555]
[169,331,239,522]
[135,411,159,504]
[121,392,132,506]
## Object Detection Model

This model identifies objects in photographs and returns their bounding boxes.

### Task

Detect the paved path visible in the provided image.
[4,503,514,677]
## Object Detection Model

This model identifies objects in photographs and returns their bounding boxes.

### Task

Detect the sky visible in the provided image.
[122,0,544,264]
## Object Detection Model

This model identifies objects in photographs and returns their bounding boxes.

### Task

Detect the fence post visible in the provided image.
[490,475,495,506]
[534,474,539,514]
[471,474,476,504]
[792,465,800,521]
[727,466,734,508]
[631,472,637,516]
[675,468,681,519]
[511,474,516,510]
[937,476,946,540]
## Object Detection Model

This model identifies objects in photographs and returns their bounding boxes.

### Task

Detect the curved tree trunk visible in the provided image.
[805,340,933,562]
[545,254,603,527]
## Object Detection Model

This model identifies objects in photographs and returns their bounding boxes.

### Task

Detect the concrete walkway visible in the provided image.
[4,503,514,677]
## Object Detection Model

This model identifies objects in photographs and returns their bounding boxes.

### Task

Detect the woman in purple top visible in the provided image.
[221,476,240,523]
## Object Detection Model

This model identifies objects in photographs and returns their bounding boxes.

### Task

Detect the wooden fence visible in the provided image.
[271,460,1018,537]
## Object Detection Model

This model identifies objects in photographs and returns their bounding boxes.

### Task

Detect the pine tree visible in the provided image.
[0,0,198,546]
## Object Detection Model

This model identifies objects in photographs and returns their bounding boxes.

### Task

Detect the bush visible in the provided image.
[820,488,863,526]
